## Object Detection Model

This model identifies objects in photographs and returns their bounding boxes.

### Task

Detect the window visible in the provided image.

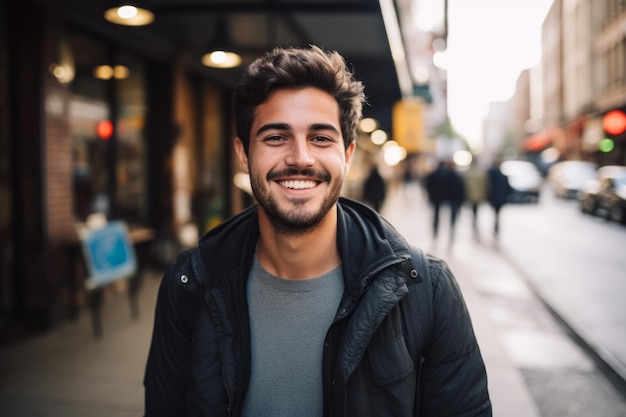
[114,52,147,223]
[68,33,147,224]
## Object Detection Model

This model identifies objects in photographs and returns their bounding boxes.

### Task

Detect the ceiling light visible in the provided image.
[93,65,130,80]
[202,50,242,69]
[113,65,130,79]
[104,3,154,26]
[201,18,242,69]
[93,65,114,80]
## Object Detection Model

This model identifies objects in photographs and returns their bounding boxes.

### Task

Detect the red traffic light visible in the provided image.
[602,110,626,135]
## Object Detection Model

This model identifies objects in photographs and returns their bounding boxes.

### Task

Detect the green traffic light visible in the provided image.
[599,138,615,153]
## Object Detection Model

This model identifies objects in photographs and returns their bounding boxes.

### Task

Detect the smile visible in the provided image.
[278,180,318,190]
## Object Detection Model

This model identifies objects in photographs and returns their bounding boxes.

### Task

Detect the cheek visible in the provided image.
[248,154,272,178]
[322,152,348,172]
[336,153,352,175]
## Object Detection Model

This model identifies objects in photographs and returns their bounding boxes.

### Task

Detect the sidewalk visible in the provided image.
[381,183,542,417]
[0,274,160,417]
[0,185,546,416]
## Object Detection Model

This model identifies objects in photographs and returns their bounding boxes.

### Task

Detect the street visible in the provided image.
[500,186,626,382]
[382,182,626,417]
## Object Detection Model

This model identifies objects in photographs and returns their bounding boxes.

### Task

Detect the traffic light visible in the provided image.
[602,110,626,136]
[600,110,625,153]
[599,138,615,153]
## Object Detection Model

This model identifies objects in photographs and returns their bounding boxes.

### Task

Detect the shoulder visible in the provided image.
[411,252,454,295]
[159,248,203,303]
[426,255,451,288]
[412,252,469,319]
[424,255,479,347]
[196,204,259,279]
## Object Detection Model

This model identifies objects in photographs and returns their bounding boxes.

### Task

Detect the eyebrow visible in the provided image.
[310,123,340,134]
[255,123,290,137]
[255,122,340,137]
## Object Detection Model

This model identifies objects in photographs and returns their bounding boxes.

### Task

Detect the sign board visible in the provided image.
[80,221,137,290]
[393,98,426,153]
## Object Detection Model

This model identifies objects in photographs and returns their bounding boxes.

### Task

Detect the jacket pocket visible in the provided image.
[368,335,414,385]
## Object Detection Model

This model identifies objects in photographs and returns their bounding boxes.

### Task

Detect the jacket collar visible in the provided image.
[196,198,412,291]
[336,197,412,294]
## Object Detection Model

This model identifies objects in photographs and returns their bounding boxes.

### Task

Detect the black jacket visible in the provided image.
[487,167,513,208]
[144,198,491,416]
[426,164,467,205]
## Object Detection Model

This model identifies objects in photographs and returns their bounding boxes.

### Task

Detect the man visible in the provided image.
[425,159,467,248]
[463,156,488,239]
[362,156,387,212]
[487,157,513,238]
[144,46,491,416]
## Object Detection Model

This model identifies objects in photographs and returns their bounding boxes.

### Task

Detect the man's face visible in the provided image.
[235,87,355,233]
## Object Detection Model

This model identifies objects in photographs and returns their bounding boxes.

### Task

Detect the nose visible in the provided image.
[285,138,315,167]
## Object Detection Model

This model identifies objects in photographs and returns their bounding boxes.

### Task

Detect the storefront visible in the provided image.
[2,2,234,340]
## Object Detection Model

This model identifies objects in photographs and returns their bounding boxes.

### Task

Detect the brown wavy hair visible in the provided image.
[234,45,366,152]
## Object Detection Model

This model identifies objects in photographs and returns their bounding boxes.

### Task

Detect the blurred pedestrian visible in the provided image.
[401,153,422,202]
[425,159,467,248]
[362,157,386,212]
[144,46,491,417]
[463,157,488,239]
[487,157,513,238]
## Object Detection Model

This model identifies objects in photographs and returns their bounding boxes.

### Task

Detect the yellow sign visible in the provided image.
[392,98,425,153]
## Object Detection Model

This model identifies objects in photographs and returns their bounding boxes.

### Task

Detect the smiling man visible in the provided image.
[144,46,491,417]
[238,87,350,235]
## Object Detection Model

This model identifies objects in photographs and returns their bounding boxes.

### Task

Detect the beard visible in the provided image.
[250,167,343,235]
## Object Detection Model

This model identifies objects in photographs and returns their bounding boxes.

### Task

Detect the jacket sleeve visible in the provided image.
[420,258,492,417]
[144,250,201,416]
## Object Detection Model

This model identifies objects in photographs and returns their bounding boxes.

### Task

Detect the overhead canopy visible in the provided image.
[38,0,405,131]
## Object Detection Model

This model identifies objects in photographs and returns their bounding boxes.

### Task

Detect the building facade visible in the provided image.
[485,0,626,168]
[1,0,405,342]
[1,1,236,340]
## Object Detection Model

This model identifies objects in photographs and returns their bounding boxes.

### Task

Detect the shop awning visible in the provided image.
[524,130,552,152]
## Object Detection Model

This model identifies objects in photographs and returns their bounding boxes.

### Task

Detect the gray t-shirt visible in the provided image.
[241,256,344,417]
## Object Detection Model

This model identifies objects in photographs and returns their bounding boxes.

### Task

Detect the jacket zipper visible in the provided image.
[324,256,410,415]
[356,257,409,296]
[191,250,236,416]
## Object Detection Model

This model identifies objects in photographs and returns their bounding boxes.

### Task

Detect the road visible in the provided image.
[499,187,626,382]
[382,182,626,416]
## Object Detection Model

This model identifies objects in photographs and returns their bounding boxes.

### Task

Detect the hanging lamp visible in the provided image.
[201,17,242,69]
[104,1,154,27]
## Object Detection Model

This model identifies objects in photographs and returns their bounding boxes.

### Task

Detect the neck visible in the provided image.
[256,206,341,280]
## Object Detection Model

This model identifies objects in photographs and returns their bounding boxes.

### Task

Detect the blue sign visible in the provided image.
[80,221,137,289]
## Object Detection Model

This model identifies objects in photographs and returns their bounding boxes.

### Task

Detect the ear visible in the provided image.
[344,142,356,175]
[234,138,249,174]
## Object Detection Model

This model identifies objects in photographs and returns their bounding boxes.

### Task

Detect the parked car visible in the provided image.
[547,160,597,199]
[578,165,626,224]
[499,160,542,203]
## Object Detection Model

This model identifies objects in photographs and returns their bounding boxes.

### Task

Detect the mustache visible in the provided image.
[267,167,330,182]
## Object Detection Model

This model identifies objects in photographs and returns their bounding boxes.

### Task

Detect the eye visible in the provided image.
[310,135,334,145]
[263,135,287,144]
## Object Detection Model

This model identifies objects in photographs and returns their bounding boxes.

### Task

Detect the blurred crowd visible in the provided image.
[360,154,514,249]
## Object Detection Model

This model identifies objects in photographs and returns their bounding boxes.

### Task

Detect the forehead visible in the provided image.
[253,87,340,126]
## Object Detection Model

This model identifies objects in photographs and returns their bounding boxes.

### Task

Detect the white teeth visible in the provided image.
[279,180,317,190]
